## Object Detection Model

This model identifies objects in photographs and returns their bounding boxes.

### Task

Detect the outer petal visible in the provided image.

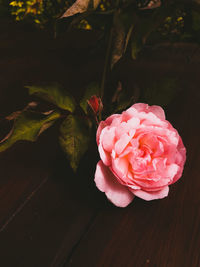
[96,121,107,145]
[131,186,169,201]
[131,103,165,120]
[112,157,129,181]
[177,137,186,165]
[102,127,116,152]
[172,137,186,183]
[98,142,111,166]
[94,161,134,207]
[131,103,149,112]
[105,114,122,127]
[149,105,165,120]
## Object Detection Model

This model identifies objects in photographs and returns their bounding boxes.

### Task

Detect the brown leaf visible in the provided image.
[139,0,161,10]
[6,111,21,121]
[5,102,38,121]
[111,12,126,69]
[0,126,14,144]
[61,0,101,18]
[26,102,38,109]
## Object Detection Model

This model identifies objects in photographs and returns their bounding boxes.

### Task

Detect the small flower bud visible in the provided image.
[87,95,103,114]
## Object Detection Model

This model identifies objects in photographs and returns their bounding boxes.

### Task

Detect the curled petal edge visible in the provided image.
[94,160,134,207]
[130,186,169,201]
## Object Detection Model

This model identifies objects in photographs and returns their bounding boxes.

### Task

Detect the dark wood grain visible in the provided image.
[0,120,65,227]
[0,17,200,267]
[0,153,101,267]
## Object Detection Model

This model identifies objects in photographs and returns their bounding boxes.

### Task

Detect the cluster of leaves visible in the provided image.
[0,82,104,171]
[0,75,180,171]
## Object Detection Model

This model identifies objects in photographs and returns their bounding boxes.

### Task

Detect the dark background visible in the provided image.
[0,12,200,267]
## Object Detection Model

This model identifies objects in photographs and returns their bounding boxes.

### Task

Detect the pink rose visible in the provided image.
[95,103,186,207]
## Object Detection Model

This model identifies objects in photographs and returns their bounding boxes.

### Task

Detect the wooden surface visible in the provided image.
[0,18,200,267]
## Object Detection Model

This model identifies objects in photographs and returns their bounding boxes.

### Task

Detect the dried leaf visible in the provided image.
[139,0,161,10]
[5,102,38,121]
[26,102,38,108]
[111,12,126,69]
[6,111,22,121]
[111,10,136,68]
[61,0,101,18]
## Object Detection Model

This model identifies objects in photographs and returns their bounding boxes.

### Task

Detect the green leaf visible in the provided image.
[26,83,76,112]
[0,110,60,152]
[59,115,90,171]
[80,82,100,114]
[143,77,179,106]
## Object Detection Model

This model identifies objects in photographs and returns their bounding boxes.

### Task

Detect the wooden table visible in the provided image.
[0,19,200,267]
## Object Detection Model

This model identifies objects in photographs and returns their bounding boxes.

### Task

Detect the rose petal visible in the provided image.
[177,137,186,165]
[127,117,140,128]
[115,133,132,155]
[115,122,130,139]
[131,103,149,112]
[102,127,116,152]
[98,142,111,166]
[112,157,129,181]
[119,146,133,158]
[149,105,165,120]
[123,106,138,121]
[131,186,169,201]
[95,161,134,207]
[96,121,107,145]
[138,125,179,146]
[172,138,186,183]
[105,114,122,127]
[126,106,166,127]
[165,163,179,182]
[115,118,140,140]
[172,164,184,184]
[131,103,166,120]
